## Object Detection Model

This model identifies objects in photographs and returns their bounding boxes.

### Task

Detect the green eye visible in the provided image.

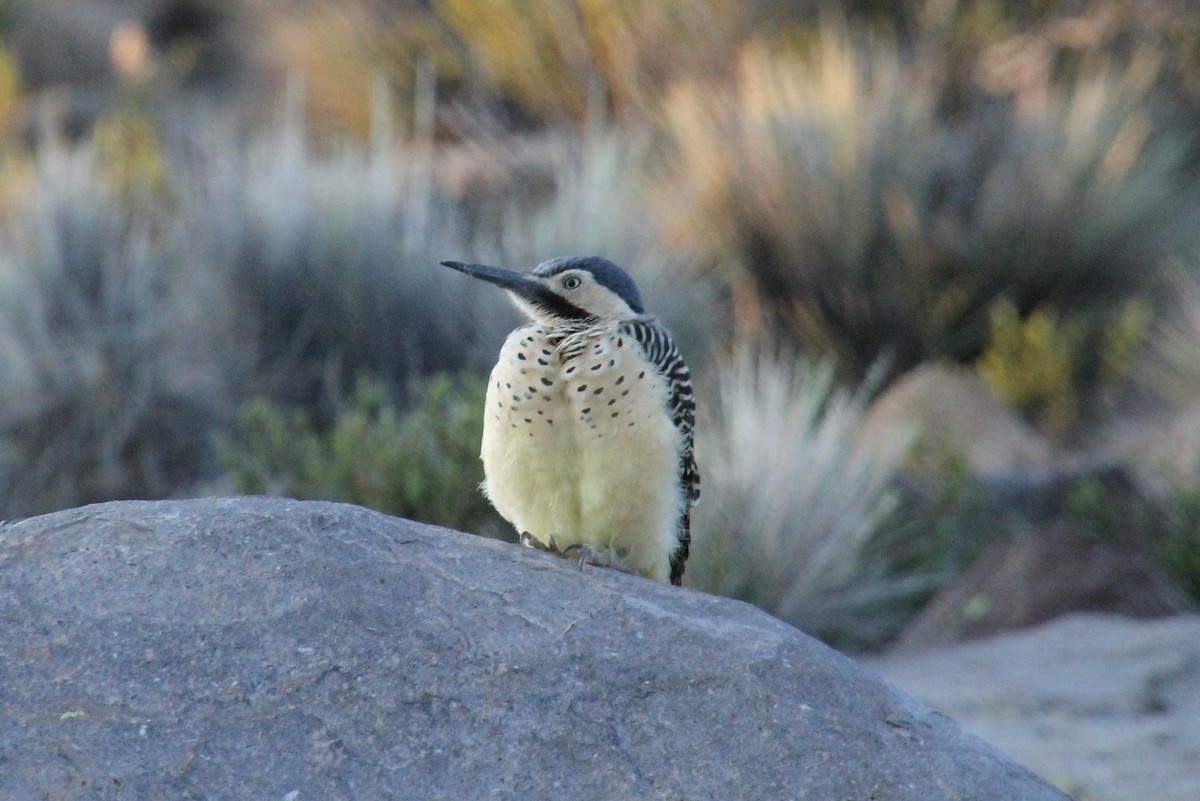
[562,275,582,290]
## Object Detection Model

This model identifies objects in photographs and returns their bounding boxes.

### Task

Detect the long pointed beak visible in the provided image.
[439,261,539,298]
[440,259,591,321]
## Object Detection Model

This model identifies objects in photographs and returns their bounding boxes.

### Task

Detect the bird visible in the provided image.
[440,255,699,585]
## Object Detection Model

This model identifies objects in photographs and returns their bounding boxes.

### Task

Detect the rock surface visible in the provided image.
[0,498,1067,801]
[857,364,1058,475]
[873,614,1200,801]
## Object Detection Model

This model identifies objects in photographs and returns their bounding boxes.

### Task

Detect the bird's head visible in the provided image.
[440,255,645,325]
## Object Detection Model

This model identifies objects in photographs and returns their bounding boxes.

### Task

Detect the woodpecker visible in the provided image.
[440,255,699,585]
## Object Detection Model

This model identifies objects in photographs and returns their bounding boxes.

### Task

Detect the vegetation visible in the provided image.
[975,296,1151,436]
[689,348,925,648]
[1157,486,1200,602]
[1142,268,1200,403]
[661,26,1199,382]
[0,143,237,517]
[219,374,500,535]
[1,1,1199,646]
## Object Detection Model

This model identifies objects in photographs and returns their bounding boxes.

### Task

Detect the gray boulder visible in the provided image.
[0,498,1069,801]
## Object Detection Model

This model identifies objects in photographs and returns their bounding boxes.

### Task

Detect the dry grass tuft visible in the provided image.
[662,22,1200,381]
[688,346,920,646]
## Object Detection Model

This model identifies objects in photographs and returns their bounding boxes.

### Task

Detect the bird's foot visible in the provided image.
[520,533,631,576]
[561,543,629,574]
[519,531,563,553]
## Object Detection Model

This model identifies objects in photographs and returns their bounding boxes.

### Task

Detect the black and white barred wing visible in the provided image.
[620,317,699,585]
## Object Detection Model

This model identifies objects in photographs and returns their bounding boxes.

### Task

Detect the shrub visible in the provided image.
[0,144,241,518]
[1059,469,1200,606]
[976,296,1152,435]
[871,451,999,586]
[662,23,1200,383]
[254,0,755,138]
[0,43,19,133]
[1141,267,1200,404]
[437,0,751,123]
[1157,486,1200,604]
[975,298,1087,435]
[218,373,499,534]
[0,95,509,517]
[473,126,723,364]
[92,109,168,198]
[687,346,924,649]
[170,102,510,421]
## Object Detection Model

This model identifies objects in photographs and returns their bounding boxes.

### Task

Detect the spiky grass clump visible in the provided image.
[0,144,242,516]
[1141,267,1200,405]
[688,347,921,648]
[474,126,723,363]
[0,100,508,518]
[662,25,1200,381]
[172,100,510,419]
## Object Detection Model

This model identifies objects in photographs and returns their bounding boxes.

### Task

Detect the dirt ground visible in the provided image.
[868,614,1200,801]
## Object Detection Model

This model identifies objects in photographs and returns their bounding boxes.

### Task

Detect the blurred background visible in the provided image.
[1,0,1199,652]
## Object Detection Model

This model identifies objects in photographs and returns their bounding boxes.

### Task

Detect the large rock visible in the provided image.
[857,364,1057,476]
[0,498,1068,801]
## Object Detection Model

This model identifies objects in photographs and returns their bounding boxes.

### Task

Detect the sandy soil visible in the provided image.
[867,614,1200,801]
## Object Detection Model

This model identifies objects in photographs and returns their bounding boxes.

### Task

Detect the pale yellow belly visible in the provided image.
[480,325,683,581]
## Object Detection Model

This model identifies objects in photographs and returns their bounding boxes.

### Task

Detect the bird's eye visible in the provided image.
[562,275,583,290]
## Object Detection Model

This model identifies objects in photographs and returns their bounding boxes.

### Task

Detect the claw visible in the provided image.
[560,542,594,571]
[519,531,546,551]
[519,531,563,553]
[521,534,630,576]
[562,543,630,573]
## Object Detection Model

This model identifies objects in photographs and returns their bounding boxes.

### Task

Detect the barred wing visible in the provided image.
[620,318,699,585]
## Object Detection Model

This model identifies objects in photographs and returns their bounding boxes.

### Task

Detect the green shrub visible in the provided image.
[874,445,1000,576]
[1157,486,1200,604]
[1059,471,1200,606]
[219,374,498,534]
[1100,296,1154,384]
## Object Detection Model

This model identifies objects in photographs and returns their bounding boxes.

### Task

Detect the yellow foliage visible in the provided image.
[438,0,590,119]
[0,45,20,133]
[269,8,381,142]
[1100,296,1152,383]
[437,0,748,120]
[92,110,167,197]
[976,298,1084,434]
[977,295,1153,436]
